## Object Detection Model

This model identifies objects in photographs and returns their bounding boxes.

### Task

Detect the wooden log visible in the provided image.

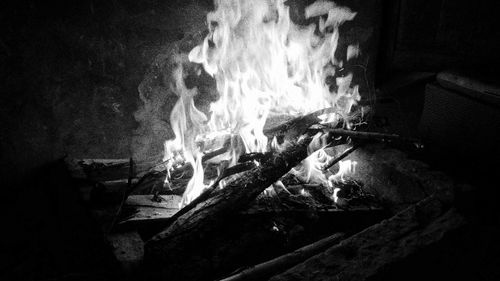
[144,134,318,280]
[120,208,179,226]
[66,135,232,182]
[166,160,258,224]
[66,158,160,182]
[219,232,346,281]
[269,195,466,281]
[125,195,182,209]
[264,108,336,141]
[116,195,182,227]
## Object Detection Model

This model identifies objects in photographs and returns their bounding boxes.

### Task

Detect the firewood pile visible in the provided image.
[65,112,465,281]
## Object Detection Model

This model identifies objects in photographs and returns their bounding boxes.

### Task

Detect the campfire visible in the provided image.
[65,1,465,280]
[162,0,364,209]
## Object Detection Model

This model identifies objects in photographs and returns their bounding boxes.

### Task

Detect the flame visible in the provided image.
[329,159,357,203]
[164,0,361,206]
[329,159,357,182]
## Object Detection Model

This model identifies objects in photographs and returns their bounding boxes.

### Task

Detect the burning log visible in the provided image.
[264,108,337,141]
[219,232,346,281]
[144,134,321,280]
[268,195,466,281]
[163,160,259,225]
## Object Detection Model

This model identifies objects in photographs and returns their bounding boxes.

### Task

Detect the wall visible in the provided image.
[0,0,212,188]
[378,0,500,78]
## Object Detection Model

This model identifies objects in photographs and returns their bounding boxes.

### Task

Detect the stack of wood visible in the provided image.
[65,108,466,281]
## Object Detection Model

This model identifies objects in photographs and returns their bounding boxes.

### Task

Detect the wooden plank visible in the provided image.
[121,208,179,224]
[125,195,182,209]
[66,158,160,181]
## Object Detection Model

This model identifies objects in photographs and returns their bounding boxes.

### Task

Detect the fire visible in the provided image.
[164,0,361,206]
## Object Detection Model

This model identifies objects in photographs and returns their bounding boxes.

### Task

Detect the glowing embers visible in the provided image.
[163,0,362,206]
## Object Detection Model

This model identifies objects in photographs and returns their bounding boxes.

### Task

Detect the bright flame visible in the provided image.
[329,159,357,203]
[329,159,357,183]
[164,0,361,206]
[289,132,330,188]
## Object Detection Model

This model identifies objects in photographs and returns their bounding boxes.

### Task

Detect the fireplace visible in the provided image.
[2,0,500,281]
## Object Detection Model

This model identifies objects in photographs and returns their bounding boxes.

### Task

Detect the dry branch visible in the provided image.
[219,232,346,281]
[323,143,361,171]
[315,128,423,148]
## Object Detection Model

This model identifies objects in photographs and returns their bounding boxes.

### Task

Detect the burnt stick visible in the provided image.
[314,127,423,148]
[322,143,362,171]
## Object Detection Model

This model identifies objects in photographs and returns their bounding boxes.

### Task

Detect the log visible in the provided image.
[219,232,346,281]
[116,195,182,227]
[66,135,232,182]
[264,108,336,141]
[125,195,182,209]
[120,207,179,226]
[269,195,466,281]
[144,134,319,280]
[166,160,258,224]
[66,158,159,182]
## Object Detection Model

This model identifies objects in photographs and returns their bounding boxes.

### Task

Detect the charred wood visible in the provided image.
[238,152,273,163]
[164,160,258,226]
[144,134,319,280]
[264,108,336,141]
[313,127,423,149]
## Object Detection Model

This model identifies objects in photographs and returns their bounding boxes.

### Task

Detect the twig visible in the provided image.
[323,144,361,171]
[314,127,423,149]
[201,136,232,162]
